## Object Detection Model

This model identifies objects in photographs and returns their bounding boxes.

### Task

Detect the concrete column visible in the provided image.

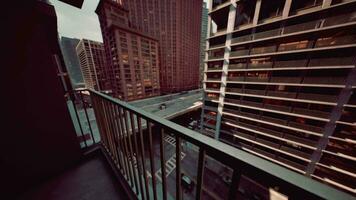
[322,0,332,8]
[208,0,213,12]
[215,2,237,140]
[253,0,262,25]
[282,0,293,18]
[306,67,356,175]
[200,8,213,132]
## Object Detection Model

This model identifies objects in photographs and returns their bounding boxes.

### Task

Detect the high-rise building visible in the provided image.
[200,2,209,88]
[60,36,84,87]
[120,0,202,94]
[202,0,356,194]
[96,0,160,101]
[76,39,108,91]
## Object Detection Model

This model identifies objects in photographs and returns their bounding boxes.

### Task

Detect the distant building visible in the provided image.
[96,0,160,101]
[200,2,208,88]
[60,36,83,87]
[120,0,202,94]
[202,0,356,194]
[76,39,108,91]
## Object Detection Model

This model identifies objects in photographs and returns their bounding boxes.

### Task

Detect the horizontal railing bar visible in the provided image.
[86,89,354,200]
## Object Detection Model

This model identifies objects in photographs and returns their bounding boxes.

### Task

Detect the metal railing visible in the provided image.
[67,90,100,148]
[71,89,354,200]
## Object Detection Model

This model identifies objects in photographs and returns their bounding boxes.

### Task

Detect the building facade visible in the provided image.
[120,0,202,94]
[76,39,108,91]
[200,2,209,88]
[96,0,160,101]
[202,0,356,194]
[60,37,83,88]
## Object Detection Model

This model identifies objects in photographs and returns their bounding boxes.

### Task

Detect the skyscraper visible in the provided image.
[200,2,209,88]
[96,0,160,101]
[120,0,203,94]
[76,39,108,91]
[202,0,356,194]
[60,36,83,87]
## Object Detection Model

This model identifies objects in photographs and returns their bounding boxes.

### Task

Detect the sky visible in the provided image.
[50,0,102,42]
[51,0,208,42]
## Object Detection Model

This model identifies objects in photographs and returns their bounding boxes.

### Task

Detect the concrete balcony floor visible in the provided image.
[19,150,129,200]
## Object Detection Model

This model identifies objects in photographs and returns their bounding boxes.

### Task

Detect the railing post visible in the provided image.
[123,109,140,195]
[196,148,206,200]
[148,121,158,200]
[129,112,145,199]
[113,105,131,184]
[118,107,135,187]
[228,168,241,200]
[175,135,182,200]
[79,91,95,144]
[159,128,168,200]
[137,117,150,200]
[71,92,87,147]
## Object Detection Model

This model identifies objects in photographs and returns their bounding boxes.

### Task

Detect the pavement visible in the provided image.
[130,89,203,120]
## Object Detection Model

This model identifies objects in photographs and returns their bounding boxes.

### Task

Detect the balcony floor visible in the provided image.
[19,149,129,200]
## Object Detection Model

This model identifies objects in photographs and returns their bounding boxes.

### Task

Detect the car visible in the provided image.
[188,120,197,130]
[181,173,194,191]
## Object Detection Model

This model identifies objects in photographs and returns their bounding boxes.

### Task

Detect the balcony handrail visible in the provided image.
[85,88,354,200]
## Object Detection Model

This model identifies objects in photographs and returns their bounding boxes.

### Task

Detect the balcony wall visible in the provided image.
[2,2,82,197]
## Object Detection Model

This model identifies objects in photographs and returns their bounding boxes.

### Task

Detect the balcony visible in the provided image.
[209,43,225,49]
[264,103,292,113]
[250,45,277,55]
[283,20,319,35]
[20,148,130,199]
[260,115,288,125]
[308,57,355,66]
[225,87,243,93]
[231,35,252,44]
[211,29,227,37]
[206,77,221,82]
[248,62,273,69]
[323,11,356,27]
[245,77,269,82]
[212,0,229,11]
[288,121,324,133]
[267,90,297,99]
[228,76,245,82]
[254,29,281,40]
[244,88,266,96]
[274,59,308,68]
[230,49,250,57]
[297,93,338,103]
[303,77,346,85]
[229,63,247,69]
[71,89,354,200]
[270,76,301,83]
[16,89,355,200]
[292,107,331,119]
[208,54,224,60]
